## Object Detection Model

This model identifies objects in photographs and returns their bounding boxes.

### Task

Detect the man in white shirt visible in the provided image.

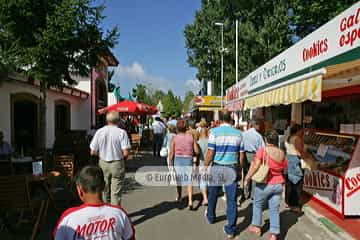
[90,111,131,205]
[53,165,135,240]
[152,117,166,157]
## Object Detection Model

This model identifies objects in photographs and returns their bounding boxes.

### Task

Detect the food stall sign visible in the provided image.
[226,81,248,103]
[193,96,224,107]
[227,2,360,98]
[344,142,360,216]
[303,170,343,214]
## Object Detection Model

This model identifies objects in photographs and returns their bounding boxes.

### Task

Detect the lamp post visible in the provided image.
[215,22,225,109]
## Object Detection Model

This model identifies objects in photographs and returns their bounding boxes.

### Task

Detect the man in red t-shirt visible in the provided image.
[53,166,135,240]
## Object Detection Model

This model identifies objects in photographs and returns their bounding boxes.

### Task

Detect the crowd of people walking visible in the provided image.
[151,111,311,239]
[53,110,312,240]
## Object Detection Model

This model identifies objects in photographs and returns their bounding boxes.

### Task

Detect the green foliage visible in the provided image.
[162,90,182,118]
[182,91,195,112]
[108,69,116,92]
[184,0,356,94]
[131,84,186,117]
[0,0,119,85]
[0,0,119,152]
[290,0,358,38]
[132,84,152,103]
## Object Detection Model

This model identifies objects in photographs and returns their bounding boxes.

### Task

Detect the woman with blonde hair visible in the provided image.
[198,127,209,206]
[163,124,177,167]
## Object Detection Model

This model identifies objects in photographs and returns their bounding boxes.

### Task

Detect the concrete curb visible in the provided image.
[302,205,354,240]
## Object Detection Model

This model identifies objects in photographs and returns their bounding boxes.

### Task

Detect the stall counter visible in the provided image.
[302,129,360,218]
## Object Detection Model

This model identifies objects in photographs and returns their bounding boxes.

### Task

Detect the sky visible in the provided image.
[99,0,202,99]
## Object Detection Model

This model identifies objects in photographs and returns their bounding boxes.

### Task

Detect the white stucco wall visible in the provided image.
[108,92,117,106]
[0,81,90,148]
[74,75,91,93]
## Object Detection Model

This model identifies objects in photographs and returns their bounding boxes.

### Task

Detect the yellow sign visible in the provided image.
[193,96,224,107]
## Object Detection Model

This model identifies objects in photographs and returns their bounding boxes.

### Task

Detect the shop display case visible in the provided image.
[303,129,360,218]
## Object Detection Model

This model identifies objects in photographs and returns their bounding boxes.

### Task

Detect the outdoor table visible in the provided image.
[12,157,34,174]
[27,172,59,213]
[11,156,33,163]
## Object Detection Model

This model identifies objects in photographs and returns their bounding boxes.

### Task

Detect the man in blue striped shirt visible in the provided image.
[203,111,244,239]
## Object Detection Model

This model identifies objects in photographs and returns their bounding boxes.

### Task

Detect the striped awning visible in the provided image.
[245,75,322,109]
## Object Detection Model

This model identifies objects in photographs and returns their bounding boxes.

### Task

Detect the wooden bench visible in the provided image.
[131,134,141,158]
[0,175,47,240]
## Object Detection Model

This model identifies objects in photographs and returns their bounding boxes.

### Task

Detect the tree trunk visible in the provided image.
[39,80,47,168]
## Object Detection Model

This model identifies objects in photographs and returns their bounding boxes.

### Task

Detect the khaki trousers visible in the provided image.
[99,159,125,206]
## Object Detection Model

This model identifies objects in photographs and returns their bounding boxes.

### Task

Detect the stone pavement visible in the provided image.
[0,150,342,239]
[122,151,336,240]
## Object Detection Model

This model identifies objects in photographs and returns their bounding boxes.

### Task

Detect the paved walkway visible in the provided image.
[1,150,339,239]
[122,151,334,240]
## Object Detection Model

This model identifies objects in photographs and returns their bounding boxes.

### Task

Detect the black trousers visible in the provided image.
[153,134,163,156]
[243,152,256,199]
[285,176,303,207]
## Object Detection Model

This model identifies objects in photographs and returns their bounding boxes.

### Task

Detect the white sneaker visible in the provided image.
[223,226,235,239]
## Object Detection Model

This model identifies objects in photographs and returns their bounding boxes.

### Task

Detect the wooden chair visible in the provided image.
[131,133,141,158]
[52,155,75,203]
[53,155,74,185]
[0,160,14,176]
[0,175,47,240]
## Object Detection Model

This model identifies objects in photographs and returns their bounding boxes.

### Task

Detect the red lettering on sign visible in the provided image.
[326,174,330,188]
[304,171,333,191]
[340,18,347,31]
[345,173,360,197]
[339,7,360,47]
[302,38,328,62]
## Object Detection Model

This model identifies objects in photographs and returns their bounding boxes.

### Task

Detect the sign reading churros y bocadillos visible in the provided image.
[226,2,360,101]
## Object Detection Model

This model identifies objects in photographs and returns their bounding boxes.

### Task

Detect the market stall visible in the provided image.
[225,2,360,218]
[191,96,224,122]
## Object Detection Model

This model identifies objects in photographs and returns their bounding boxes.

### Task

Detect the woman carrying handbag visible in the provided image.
[244,130,288,240]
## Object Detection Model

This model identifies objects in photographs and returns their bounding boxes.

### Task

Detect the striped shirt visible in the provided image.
[208,123,243,165]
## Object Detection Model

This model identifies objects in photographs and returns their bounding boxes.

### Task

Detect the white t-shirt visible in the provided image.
[53,203,135,240]
[152,121,165,134]
[90,125,131,161]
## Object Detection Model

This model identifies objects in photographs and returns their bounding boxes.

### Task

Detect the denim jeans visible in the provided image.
[207,165,238,235]
[252,183,283,235]
[174,156,193,186]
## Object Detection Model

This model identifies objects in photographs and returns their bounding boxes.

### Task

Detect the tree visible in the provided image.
[182,91,195,112]
[108,69,116,92]
[290,0,358,38]
[131,85,184,117]
[162,90,182,118]
[0,0,119,156]
[184,0,293,94]
[150,90,166,106]
[184,0,356,94]
[132,84,151,103]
